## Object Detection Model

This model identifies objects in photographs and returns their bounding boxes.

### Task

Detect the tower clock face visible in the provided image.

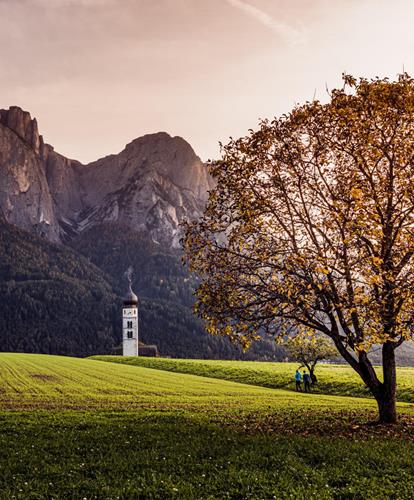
[123,308,137,318]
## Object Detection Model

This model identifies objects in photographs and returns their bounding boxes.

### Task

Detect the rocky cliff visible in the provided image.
[0,108,59,241]
[0,106,213,247]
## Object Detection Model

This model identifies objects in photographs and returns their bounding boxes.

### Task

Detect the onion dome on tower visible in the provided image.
[123,281,138,307]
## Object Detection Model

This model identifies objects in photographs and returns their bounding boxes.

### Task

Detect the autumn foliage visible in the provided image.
[183,74,414,423]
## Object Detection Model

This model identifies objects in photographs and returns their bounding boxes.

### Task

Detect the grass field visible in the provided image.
[91,355,414,403]
[0,353,414,499]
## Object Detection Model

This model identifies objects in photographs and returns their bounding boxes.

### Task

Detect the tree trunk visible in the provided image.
[309,369,317,384]
[376,342,397,424]
[376,393,397,424]
[356,347,397,424]
[331,335,397,423]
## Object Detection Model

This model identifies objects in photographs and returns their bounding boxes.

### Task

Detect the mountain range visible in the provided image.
[0,106,213,247]
[0,106,282,360]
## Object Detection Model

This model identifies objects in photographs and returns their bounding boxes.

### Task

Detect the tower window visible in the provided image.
[127,331,133,339]
[127,321,133,329]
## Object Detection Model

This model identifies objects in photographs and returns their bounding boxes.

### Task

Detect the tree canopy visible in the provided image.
[183,74,414,423]
[284,333,337,383]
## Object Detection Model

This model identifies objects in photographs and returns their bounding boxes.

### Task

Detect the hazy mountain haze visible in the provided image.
[0,0,413,163]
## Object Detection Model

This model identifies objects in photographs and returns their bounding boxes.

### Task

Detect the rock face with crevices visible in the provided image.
[0,111,59,241]
[0,106,213,247]
[0,106,42,154]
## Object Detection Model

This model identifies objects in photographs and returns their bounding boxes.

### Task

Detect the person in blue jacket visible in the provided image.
[294,369,302,391]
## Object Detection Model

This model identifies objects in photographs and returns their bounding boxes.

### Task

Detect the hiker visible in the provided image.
[294,369,302,391]
[303,371,311,393]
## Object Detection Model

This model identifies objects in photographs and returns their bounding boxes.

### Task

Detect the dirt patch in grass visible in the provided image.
[29,374,59,382]
[216,409,414,441]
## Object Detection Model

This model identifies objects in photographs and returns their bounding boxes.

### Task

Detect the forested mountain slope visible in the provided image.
[0,216,118,355]
[0,215,283,359]
[70,223,285,360]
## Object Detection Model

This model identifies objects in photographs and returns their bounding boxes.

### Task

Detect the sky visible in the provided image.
[1,0,414,163]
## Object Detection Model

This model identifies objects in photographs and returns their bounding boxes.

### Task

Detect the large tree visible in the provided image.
[183,74,414,423]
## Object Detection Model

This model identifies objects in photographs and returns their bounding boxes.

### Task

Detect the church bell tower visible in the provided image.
[122,277,139,356]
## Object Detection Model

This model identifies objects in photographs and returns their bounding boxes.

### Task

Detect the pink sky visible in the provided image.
[1,0,413,163]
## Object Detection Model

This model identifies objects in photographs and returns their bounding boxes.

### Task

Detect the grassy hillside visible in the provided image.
[1,353,413,499]
[0,353,382,412]
[92,356,414,403]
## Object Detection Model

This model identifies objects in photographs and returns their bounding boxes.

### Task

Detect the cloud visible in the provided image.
[225,0,306,46]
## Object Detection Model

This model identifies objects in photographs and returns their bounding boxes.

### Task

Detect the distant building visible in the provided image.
[121,279,159,357]
[122,279,139,356]
[138,344,159,357]
[111,343,159,357]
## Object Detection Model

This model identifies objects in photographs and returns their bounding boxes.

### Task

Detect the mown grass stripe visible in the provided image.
[92,355,414,403]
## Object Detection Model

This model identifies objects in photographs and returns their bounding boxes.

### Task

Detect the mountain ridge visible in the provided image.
[0,106,212,247]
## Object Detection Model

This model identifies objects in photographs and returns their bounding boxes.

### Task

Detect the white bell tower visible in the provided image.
[122,277,139,356]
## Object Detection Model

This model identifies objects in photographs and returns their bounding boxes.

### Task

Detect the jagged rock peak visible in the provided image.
[118,130,212,200]
[124,131,195,152]
[0,106,43,155]
[123,131,202,167]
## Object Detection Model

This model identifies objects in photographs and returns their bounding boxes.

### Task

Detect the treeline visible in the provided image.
[139,297,285,360]
[0,220,285,359]
[70,223,197,306]
[71,223,285,360]
[0,220,119,356]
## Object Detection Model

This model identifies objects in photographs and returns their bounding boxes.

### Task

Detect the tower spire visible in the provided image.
[122,269,138,356]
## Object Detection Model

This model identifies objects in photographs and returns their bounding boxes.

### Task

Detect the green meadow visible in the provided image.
[92,355,414,403]
[0,353,413,499]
